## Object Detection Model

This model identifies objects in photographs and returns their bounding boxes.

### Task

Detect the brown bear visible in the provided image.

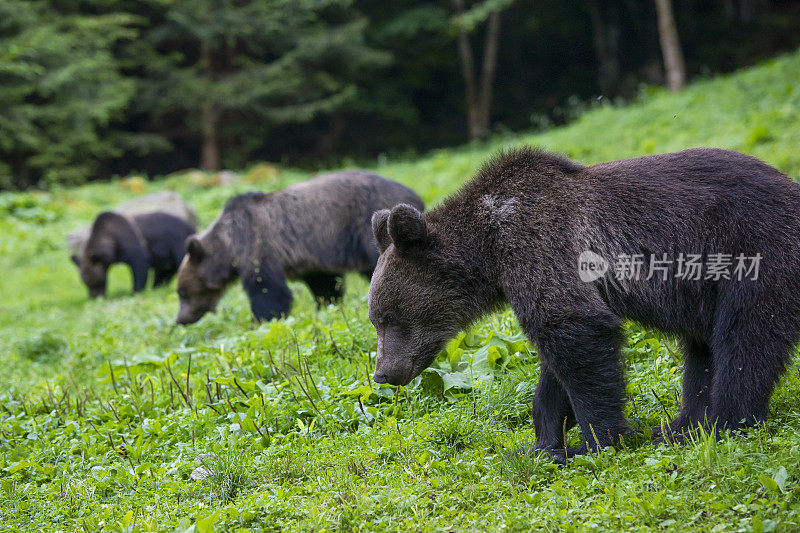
[175,170,424,324]
[368,147,800,462]
[74,211,196,298]
[67,191,198,259]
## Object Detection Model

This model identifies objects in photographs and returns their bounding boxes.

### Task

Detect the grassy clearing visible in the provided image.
[2,50,800,531]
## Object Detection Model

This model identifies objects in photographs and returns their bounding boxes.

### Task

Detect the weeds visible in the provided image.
[263,451,314,485]
[14,328,68,362]
[428,411,481,452]
[194,444,252,502]
[499,441,545,490]
[474,374,536,427]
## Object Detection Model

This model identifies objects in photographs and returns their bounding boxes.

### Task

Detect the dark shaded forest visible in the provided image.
[2,0,799,189]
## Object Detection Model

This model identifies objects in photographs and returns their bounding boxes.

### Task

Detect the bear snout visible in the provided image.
[372,361,414,386]
[176,315,198,325]
[176,307,199,325]
[372,371,409,386]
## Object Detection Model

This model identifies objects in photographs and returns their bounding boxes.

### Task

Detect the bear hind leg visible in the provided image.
[708,327,790,433]
[153,266,175,287]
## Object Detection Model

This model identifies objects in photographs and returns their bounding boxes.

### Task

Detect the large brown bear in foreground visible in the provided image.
[368,147,800,463]
[175,170,423,324]
[74,211,196,298]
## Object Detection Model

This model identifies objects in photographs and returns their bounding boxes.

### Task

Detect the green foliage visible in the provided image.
[0,192,62,223]
[3,53,800,530]
[0,0,137,188]
[137,0,390,169]
[451,0,516,33]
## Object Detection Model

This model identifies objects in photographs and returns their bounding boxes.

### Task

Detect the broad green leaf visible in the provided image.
[773,466,788,493]
[196,511,220,533]
[758,473,779,492]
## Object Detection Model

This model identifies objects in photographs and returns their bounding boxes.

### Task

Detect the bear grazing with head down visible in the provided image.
[74,211,196,298]
[369,147,800,463]
[175,170,423,325]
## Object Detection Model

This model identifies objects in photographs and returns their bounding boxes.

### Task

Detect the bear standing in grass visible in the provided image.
[368,147,800,462]
[175,170,423,324]
[75,211,196,298]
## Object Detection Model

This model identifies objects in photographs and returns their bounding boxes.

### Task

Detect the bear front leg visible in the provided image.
[532,367,576,452]
[535,313,629,461]
[241,267,293,322]
[652,336,713,444]
[128,257,150,293]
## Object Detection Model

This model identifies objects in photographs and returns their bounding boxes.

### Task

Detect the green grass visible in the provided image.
[2,49,800,531]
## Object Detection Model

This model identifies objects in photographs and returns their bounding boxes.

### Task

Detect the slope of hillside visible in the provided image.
[1,49,799,531]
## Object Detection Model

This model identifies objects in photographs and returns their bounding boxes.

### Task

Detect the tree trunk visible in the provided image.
[200,103,220,171]
[723,0,764,26]
[316,114,346,158]
[476,12,501,140]
[587,0,621,96]
[199,40,220,170]
[654,0,686,91]
[453,0,502,142]
[453,0,480,140]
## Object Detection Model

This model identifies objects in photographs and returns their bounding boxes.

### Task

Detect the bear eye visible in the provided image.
[382,313,396,325]
[177,289,187,299]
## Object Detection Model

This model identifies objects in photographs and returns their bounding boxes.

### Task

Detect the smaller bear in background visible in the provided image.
[74,211,196,298]
[175,170,423,324]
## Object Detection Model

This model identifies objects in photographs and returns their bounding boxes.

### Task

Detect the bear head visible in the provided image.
[175,234,235,324]
[76,241,114,298]
[368,204,474,386]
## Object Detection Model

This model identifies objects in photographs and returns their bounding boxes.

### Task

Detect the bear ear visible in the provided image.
[372,209,392,253]
[388,203,428,254]
[186,235,205,263]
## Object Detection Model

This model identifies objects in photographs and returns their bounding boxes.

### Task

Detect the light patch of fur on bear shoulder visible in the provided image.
[480,194,518,234]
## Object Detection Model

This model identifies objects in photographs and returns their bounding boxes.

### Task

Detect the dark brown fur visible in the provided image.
[368,147,800,462]
[74,211,195,298]
[176,170,423,324]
